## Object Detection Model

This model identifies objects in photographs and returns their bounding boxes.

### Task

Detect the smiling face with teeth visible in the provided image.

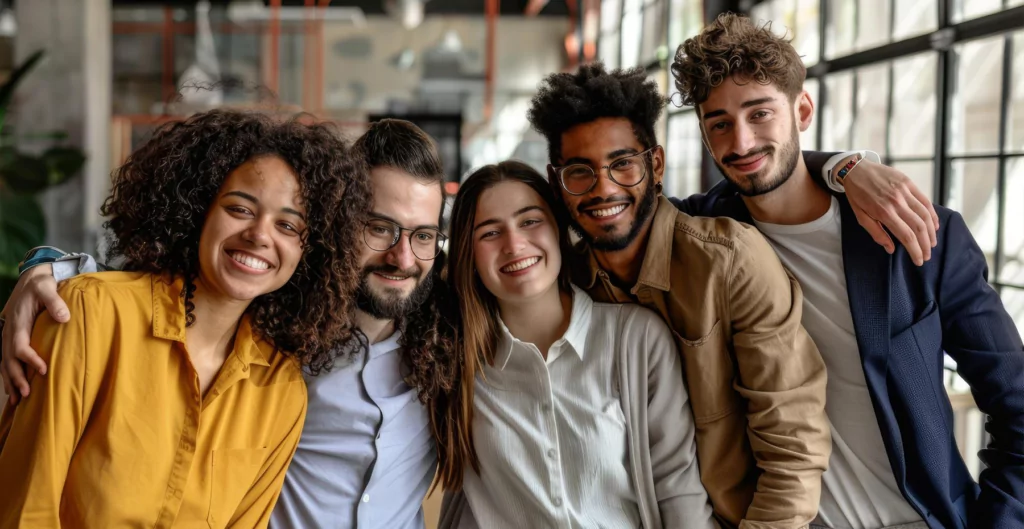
[557,117,664,253]
[196,155,307,305]
[471,180,562,304]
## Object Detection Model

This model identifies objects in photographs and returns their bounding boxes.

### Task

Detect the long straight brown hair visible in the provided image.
[435,160,574,491]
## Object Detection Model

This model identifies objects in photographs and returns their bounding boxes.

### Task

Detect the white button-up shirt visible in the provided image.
[460,286,642,529]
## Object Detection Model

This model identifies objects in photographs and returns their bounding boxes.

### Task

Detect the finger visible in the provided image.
[5,355,30,398]
[1,365,13,404]
[895,202,932,263]
[851,206,895,254]
[40,285,70,323]
[877,209,924,266]
[11,327,45,377]
[902,193,936,258]
[908,183,941,238]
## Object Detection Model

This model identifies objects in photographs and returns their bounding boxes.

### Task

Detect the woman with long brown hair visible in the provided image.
[435,161,715,528]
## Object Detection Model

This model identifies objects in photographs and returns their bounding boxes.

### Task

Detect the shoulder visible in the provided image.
[252,342,308,401]
[668,208,762,252]
[56,271,155,311]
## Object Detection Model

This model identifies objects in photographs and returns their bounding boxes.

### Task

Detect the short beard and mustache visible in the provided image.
[568,176,658,252]
[714,116,801,197]
[355,264,434,321]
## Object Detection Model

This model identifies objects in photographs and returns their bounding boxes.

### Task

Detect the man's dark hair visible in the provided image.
[527,62,666,164]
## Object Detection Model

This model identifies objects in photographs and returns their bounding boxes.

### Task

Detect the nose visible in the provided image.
[730,121,757,157]
[385,233,417,270]
[501,228,527,256]
[590,165,621,199]
[242,217,272,247]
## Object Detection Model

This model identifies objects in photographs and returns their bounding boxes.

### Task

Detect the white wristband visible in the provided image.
[824,150,882,193]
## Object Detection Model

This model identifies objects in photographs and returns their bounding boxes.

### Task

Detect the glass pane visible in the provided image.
[826,0,856,58]
[893,0,937,40]
[1001,287,1024,336]
[649,69,669,144]
[950,36,1004,155]
[666,111,703,198]
[892,160,934,202]
[853,64,890,157]
[669,0,703,51]
[640,1,667,65]
[794,0,821,66]
[890,52,937,158]
[621,0,643,68]
[1001,158,1024,286]
[947,159,1000,273]
[802,78,820,150]
[823,71,854,150]
[750,1,772,24]
[856,0,891,51]
[953,0,1003,23]
[1009,31,1024,153]
[600,32,621,70]
[601,0,622,32]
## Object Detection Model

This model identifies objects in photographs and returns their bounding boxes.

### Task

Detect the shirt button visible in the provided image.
[547,448,557,459]
[553,497,563,507]
[362,494,370,503]
[242,364,249,372]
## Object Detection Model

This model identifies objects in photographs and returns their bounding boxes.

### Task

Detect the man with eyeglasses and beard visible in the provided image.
[0,119,458,529]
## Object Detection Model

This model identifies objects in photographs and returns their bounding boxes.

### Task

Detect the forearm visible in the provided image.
[728,232,830,527]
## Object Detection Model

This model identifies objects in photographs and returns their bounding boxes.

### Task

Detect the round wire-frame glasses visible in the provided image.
[549,146,659,196]
[362,217,447,260]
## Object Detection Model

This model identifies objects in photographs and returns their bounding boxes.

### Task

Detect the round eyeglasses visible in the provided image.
[362,218,447,260]
[549,146,659,196]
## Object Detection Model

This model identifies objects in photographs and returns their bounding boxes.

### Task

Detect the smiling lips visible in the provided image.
[228,250,272,271]
[375,271,410,281]
[500,256,540,274]
[729,152,768,172]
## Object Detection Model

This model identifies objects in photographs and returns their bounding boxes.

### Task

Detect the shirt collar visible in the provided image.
[369,330,402,359]
[575,196,677,294]
[494,284,593,370]
[150,273,271,368]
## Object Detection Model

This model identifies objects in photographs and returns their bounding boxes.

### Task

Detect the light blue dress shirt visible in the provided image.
[271,331,436,529]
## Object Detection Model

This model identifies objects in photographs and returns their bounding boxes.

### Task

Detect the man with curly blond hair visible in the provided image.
[672,12,1024,529]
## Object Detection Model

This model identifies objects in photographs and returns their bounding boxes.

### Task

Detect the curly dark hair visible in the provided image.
[527,62,666,164]
[671,12,806,107]
[100,109,372,374]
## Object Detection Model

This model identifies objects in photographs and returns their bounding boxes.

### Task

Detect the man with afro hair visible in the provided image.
[528,60,941,528]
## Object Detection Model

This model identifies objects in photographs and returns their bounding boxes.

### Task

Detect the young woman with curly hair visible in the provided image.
[0,109,371,527]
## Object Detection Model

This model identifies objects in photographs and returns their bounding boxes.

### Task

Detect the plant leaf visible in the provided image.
[0,151,50,193]
[0,50,45,112]
[0,187,46,282]
[43,146,86,186]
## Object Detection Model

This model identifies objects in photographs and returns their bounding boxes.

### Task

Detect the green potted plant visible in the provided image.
[0,50,87,306]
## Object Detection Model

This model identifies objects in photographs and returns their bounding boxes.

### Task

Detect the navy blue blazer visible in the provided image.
[671,180,1024,529]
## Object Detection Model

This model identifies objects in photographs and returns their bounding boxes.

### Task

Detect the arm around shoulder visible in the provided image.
[726,228,831,527]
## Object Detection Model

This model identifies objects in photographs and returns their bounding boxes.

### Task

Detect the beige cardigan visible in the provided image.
[438,300,718,529]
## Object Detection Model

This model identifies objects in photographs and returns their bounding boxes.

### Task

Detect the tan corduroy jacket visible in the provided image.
[574,196,831,529]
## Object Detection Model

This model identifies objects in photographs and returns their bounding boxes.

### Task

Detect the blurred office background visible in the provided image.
[0,0,1022,520]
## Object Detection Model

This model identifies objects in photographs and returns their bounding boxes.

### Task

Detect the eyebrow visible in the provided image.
[701,97,777,120]
[369,212,439,231]
[473,205,544,231]
[563,148,640,166]
[224,190,306,221]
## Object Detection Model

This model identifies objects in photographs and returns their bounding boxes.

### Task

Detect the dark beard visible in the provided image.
[355,266,434,321]
[715,117,801,197]
[569,178,658,252]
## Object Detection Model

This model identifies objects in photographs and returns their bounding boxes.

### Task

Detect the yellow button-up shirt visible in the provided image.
[0,272,307,528]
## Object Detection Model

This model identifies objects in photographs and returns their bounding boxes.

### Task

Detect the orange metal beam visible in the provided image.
[269,0,281,94]
[161,6,174,104]
[485,0,498,122]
